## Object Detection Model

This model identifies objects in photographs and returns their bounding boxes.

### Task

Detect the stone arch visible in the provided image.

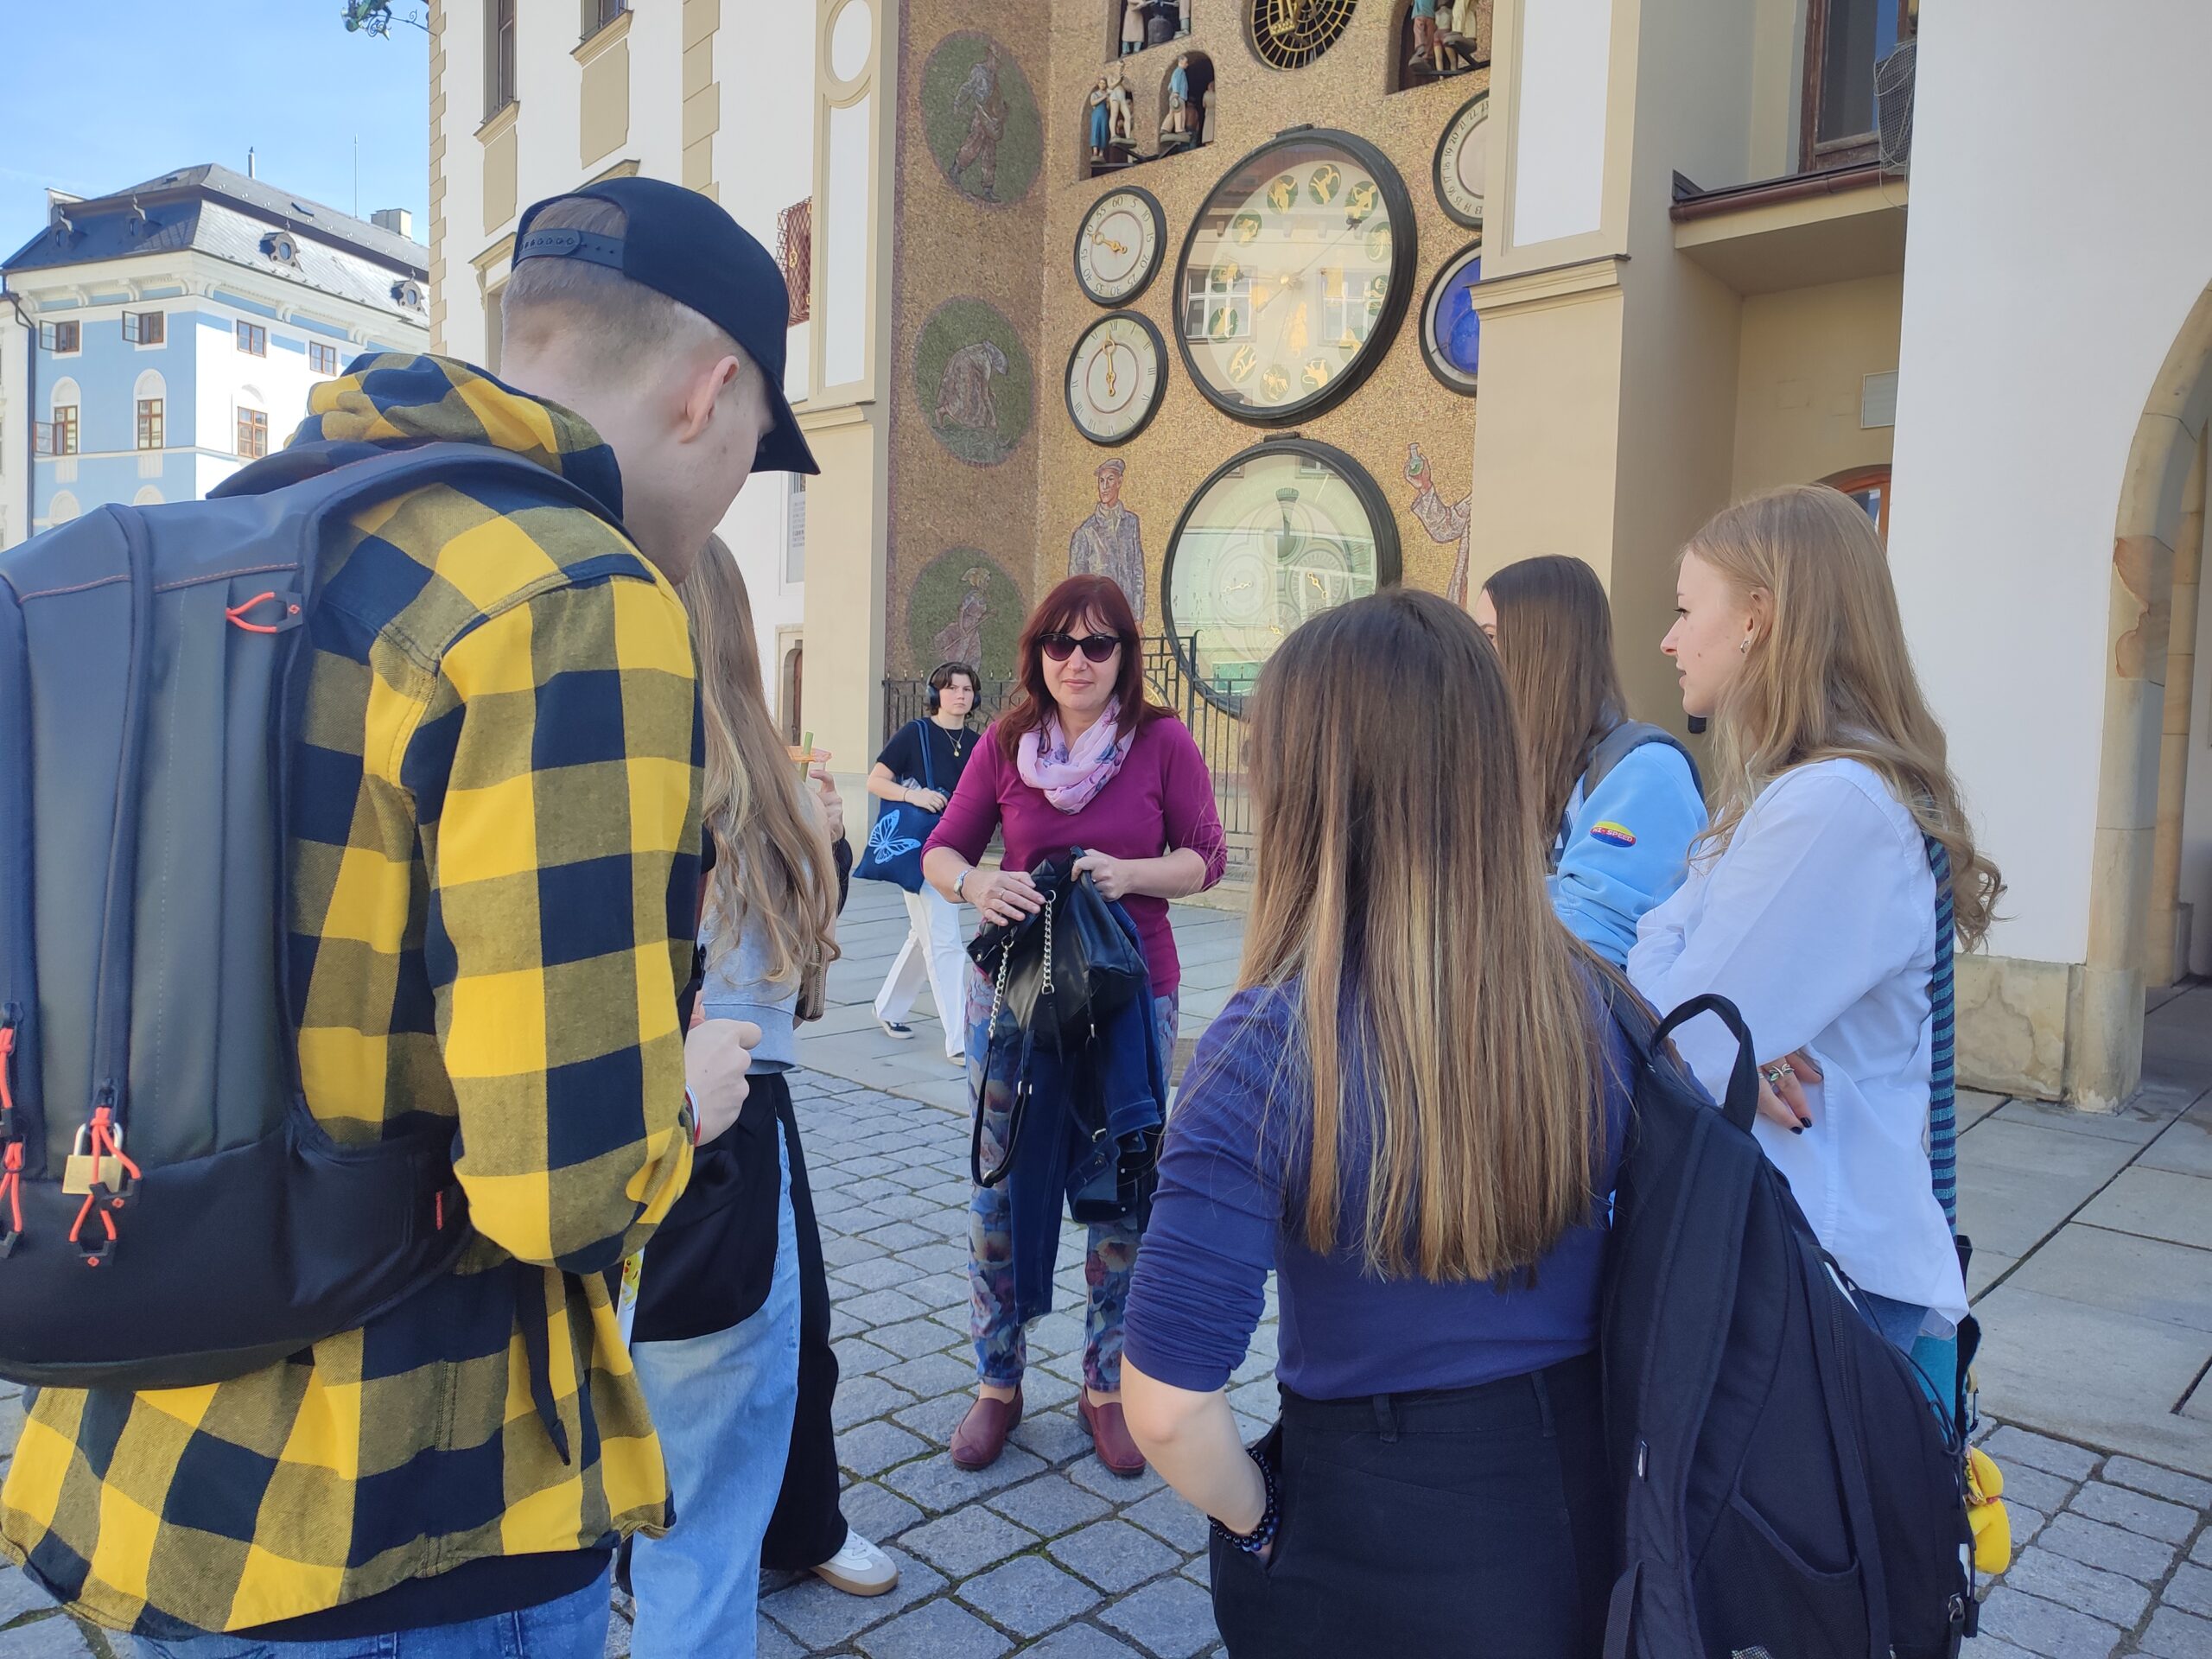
[2079,276,2212,1106]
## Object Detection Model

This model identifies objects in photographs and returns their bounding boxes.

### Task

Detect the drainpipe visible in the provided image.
[2,278,32,548]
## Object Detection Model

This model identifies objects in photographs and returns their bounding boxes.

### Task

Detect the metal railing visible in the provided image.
[883,635,1253,877]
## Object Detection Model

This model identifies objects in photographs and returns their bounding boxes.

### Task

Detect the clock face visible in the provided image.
[1421,243,1482,396]
[1433,91,1490,229]
[1065,310,1168,446]
[1163,441,1401,710]
[1173,132,1414,425]
[1076,187,1166,306]
[1249,0,1358,70]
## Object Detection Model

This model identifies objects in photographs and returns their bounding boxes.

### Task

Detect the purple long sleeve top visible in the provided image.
[923,714,1228,995]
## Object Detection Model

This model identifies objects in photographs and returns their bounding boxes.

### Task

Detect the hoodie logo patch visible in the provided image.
[1592,821,1637,847]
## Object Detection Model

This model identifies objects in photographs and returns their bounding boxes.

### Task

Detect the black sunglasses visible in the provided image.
[1039,632,1123,664]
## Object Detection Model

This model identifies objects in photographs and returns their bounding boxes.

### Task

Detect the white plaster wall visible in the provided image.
[1511,0,1615,245]
[1888,0,2212,967]
[2185,500,2212,976]
[0,316,25,548]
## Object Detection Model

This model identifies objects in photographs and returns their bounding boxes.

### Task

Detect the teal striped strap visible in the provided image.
[1926,836,1958,1230]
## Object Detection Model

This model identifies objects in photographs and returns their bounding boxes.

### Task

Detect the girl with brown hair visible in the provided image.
[1476,555,1707,966]
[1629,485,2003,1356]
[1119,588,1630,1656]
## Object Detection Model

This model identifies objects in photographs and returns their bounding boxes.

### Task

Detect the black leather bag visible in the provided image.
[966,850,1147,1187]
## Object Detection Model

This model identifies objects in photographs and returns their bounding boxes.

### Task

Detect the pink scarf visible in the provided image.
[1018,701,1129,813]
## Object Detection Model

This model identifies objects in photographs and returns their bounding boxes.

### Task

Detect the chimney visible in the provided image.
[371,207,415,239]
[247,146,257,180]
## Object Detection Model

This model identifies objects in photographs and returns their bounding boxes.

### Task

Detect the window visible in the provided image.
[237,407,270,460]
[38,320,80,355]
[582,0,626,37]
[1181,264,1253,344]
[33,423,53,456]
[309,340,341,376]
[124,310,166,346]
[1802,0,1910,170]
[237,320,267,356]
[484,284,506,374]
[137,398,164,451]
[777,200,813,326]
[50,404,79,456]
[1824,464,1891,540]
[486,0,518,116]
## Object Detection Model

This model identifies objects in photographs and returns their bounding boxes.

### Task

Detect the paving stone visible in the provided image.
[897,1242,970,1276]
[2000,1464,2082,1518]
[899,1507,1039,1577]
[958,1554,1103,1638]
[0,1571,59,1625]
[843,1287,938,1329]
[869,1192,942,1223]
[2009,1503,2049,1547]
[1123,1490,1211,1554]
[837,1255,924,1293]
[896,1391,979,1446]
[2001,1548,2150,1627]
[836,1374,921,1430]
[860,1222,938,1252]
[1180,1553,1211,1586]
[2169,1563,2212,1620]
[2195,1529,2212,1568]
[2033,1512,2178,1582]
[856,1596,1014,1659]
[2141,1606,2212,1659]
[1068,1458,1164,1502]
[823,1233,888,1268]
[1013,1624,1144,1658]
[2068,1480,2197,1543]
[1974,1587,2120,1658]
[837,1482,924,1551]
[836,1337,903,1376]
[603,1608,632,1659]
[754,1617,806,1659]
[2101,1455,2212,1510]
[1984,1427,2101,1484]
[838,1418,931,1478]
[1048,1518,1183,1594]
[1021,1371,1082,1414]
[986,1476,1115,1537]
[875,1318,963,1359]
[1096,1573,1219,1659]
[1010,1408,1095,1465]
[1955,1642,2037,1659]
[883,1351,982,1399]
[885,1444,1049,1512]
[0,1616,95,1659]
[761,1548,947,1649]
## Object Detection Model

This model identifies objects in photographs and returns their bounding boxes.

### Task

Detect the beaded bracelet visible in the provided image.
[1211,1442,1281,1556]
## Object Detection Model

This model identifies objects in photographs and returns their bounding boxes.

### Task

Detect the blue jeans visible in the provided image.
[628,1118,800,1659]
[129,1568,611,1659]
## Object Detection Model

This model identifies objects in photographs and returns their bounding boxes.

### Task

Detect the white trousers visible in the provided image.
[874,885,969,1058]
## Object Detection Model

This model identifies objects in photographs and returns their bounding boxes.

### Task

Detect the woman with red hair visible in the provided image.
[923,575,1227,1478]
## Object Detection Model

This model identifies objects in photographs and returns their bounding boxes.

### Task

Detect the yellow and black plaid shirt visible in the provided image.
[1,356,701,1637]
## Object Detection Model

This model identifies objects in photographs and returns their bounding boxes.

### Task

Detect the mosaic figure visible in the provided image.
[932,566,993,665]
[1068,458,1147,626]
[933,340,1010,441]
[1406,441,1475,607]
[950,42,1007,200]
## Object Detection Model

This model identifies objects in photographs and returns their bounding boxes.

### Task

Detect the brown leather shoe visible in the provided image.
[1080,1391,1147,1477]
[950,1389,1023,1470]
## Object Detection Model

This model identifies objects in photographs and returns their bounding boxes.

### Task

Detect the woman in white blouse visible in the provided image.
[1627,485,2002,1351]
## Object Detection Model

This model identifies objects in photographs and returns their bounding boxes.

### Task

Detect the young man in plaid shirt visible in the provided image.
[2,180,817,1656]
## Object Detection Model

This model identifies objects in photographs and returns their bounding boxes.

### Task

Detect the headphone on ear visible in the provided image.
[925,661,967,715]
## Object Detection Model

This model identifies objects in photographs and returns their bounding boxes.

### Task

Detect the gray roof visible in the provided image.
[3,163,429,326]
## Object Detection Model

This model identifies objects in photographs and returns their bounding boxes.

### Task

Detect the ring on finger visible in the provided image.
[1762,1062,1792,1088]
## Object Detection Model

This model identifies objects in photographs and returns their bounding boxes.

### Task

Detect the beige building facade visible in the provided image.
[429,0,2212,1109]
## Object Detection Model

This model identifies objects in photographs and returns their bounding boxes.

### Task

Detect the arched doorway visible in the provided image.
[2081,278,2212,1105]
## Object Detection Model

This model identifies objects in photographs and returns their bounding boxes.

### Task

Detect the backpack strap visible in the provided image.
[1925,835,1958,1231]
[918,719,937,796]
[1584,720,1705,800]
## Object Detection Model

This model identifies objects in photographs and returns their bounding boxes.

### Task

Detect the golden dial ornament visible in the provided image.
[1065,310,1169,446]
[1074,186,1166,307]
[1172,130,1416,425]
[1249,0,1358,70]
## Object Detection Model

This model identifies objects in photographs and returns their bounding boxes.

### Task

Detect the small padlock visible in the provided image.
[61,1154,126,1197]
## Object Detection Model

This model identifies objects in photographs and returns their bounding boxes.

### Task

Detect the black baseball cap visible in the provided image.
[513,175,818,475]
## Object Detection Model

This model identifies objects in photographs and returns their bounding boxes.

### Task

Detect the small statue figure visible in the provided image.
[1409,0,1444,73]
[1122,0,1146,54]
[1088,75,1112,162]
[1107,62,1135,144]
[1161,54,1192,142]
[1179,0,1192,34]
[1201,79,1217,144]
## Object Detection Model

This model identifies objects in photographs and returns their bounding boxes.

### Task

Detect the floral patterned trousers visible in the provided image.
[965,965,1178,1394]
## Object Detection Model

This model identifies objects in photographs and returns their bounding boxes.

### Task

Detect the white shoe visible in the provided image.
[948,1051,968,1069]
[814,1531,899,1597]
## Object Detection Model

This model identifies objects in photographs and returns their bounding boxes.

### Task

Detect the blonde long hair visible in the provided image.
[1483,555,1628,838]
[685,537,839,985]
[1240,588,1608,1281]
[1688,485,2002,945]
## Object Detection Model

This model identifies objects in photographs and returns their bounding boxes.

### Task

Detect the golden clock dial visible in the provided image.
[1065,310,1168,446]
[1249,0,1357,70]
[1075,187,1166,306]
[1173,132,1414,424]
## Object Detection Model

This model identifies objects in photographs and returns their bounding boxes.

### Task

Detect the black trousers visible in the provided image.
[1209,1352,1610,1659]
[760,1091,849,1572]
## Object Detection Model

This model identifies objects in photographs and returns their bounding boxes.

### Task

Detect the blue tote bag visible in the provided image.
[855,720,941,893]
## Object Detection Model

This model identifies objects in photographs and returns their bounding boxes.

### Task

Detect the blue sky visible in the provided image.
[0,2,429,255]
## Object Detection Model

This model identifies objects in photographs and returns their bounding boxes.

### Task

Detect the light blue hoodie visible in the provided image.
[1548,741,1708,967]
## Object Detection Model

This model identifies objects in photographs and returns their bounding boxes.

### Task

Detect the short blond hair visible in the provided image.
[502,194,757,386]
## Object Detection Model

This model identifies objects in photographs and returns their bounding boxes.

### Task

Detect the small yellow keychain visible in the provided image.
[1965,1444,2012,1576]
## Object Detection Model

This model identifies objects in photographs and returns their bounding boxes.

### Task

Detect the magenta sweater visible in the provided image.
[925,715,1228,995]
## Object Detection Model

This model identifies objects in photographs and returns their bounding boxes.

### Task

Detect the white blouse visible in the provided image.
[1627,758,1967,1325]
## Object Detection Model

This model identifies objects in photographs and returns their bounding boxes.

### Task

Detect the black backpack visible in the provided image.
[1599,988,1974,1659]
[0,441,618,1392]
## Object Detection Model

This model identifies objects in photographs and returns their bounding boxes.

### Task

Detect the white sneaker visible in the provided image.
[814,1531,899,1597]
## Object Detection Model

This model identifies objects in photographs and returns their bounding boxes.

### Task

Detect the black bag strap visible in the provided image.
[918,720,937,795]
[1649,993,1760,1135]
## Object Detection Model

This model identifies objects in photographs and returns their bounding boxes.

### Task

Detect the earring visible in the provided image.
[1738,637,1751,655]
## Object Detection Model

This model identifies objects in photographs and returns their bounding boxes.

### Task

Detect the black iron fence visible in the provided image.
[882,635,1253,878]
